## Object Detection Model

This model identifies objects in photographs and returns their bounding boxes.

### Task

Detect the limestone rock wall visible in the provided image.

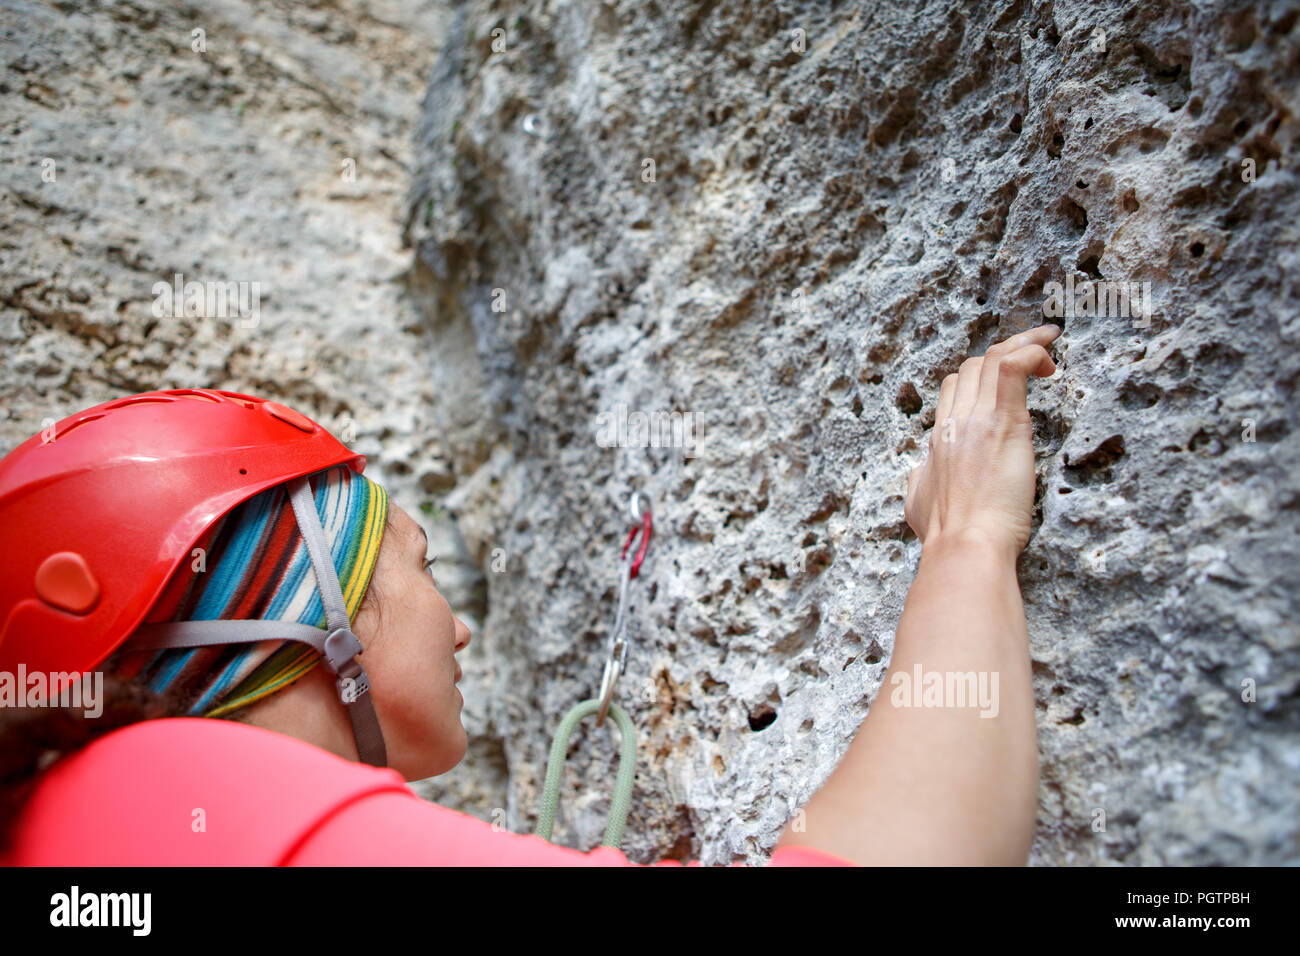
[404,0,1300,864]
[2,0,1298,866]
[1,0,450,508]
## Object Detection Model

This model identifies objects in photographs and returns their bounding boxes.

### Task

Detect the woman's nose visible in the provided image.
[454,617,472,652]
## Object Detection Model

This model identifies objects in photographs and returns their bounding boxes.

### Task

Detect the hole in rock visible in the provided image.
[895,382,923,415]
[747,704,778,732]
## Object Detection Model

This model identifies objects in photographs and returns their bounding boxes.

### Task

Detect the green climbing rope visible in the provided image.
[534,698,637,849]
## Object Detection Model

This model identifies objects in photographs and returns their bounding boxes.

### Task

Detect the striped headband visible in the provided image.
[112,465,388,718]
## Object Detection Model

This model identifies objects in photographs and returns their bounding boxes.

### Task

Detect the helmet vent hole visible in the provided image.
[104,396,174,410]
[44,414,105,441]
[239,468,247,475]
[167,389,221,403]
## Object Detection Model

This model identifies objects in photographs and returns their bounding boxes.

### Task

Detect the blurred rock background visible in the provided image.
[2,0,1297,864]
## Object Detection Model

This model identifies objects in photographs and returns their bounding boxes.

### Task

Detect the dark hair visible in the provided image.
[0,510,397,855]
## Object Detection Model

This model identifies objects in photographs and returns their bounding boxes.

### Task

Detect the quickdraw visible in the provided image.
[597,492,652,727]
[534,492,653,850]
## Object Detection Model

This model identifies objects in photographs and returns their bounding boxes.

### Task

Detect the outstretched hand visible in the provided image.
[904,324,1061,556]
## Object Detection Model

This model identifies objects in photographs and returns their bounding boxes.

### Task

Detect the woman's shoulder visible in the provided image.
[7,718,857,867]
[6,716,412,866]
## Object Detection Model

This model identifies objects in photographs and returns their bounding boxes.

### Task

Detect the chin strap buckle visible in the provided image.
[324,626,370,705]
[336,661,371,705]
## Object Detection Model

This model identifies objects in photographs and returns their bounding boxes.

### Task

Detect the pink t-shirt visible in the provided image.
[4,717,851,867]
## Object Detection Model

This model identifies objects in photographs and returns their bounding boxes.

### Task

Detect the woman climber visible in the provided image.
[0,323,1060,866]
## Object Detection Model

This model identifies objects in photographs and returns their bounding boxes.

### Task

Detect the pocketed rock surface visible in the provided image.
[404,0,1300,865]
[2,0,1298,865]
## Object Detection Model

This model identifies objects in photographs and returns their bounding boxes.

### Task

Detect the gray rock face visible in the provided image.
[2,0,1297,867]
[405,1,1300,864]
[0,0,449,510]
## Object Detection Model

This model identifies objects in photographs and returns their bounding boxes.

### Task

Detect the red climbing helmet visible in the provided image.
[0,388,364,675]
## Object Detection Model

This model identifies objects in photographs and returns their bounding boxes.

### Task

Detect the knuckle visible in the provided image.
[960,357,982,373]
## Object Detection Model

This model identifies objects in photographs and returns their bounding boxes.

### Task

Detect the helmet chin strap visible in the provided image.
[127,476,388,768]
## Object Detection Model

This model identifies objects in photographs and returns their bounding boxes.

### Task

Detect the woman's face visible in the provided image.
[349,502,472,779]
[236,501,471,780]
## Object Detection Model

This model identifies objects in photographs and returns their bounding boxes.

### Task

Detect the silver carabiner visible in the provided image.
[596,492,652,726]
[596,552,634,726]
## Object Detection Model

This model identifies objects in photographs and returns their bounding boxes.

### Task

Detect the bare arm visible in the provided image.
[775,324,1061,865]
